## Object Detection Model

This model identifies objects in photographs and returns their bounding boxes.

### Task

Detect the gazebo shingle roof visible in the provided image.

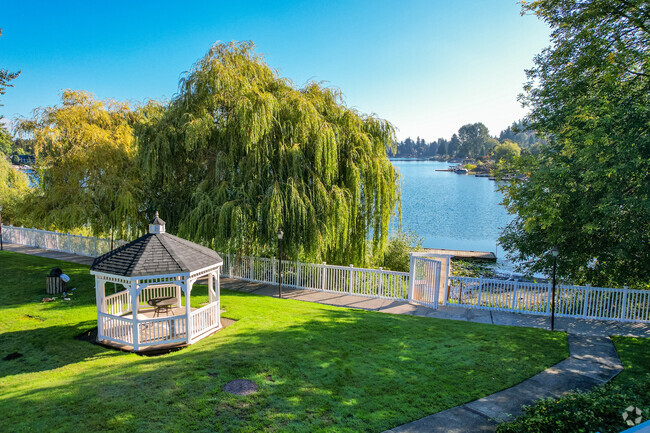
[90,232,222,277]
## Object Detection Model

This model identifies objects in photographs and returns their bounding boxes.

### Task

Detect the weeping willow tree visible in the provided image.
[138,41,401,265]
[17,90,146,239]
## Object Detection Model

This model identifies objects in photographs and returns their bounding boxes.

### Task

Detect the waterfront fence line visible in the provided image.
[1,224,127,257]
[219,252,410,302]
[448,276,650,322]
[2,224,648,323]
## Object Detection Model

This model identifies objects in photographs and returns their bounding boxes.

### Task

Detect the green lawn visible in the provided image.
[0,251,569,432]
[611,336,650,386]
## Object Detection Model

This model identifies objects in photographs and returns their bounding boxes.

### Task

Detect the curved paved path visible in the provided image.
[384,335,623,432]
[3,243,645,432]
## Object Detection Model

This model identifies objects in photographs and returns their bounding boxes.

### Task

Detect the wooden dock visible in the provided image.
[421,248,497,261]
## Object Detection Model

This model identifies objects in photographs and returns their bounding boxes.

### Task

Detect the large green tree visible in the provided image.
[138,42,401,265]
[500,0,650,288]
[492,139,521,162]
[0,127,12,155]
[457,122,497,158]
[18,90,146,239]
[0,156,29,224]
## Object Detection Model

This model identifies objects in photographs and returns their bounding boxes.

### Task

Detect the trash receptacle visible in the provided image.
[46,268,67,294]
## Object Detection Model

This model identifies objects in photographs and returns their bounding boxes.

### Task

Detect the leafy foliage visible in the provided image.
[493,140,521,162]
[457,122,498,158]
[138,42,401,265]
[0,127,12,155]
[17,90,146,239]
[496,374,650,433]
[392,121,527,160]
[500,0,650,287]
[0,157,29,223]
[499,120,546,150]
[378,230,423,272]
[450,259,496,278]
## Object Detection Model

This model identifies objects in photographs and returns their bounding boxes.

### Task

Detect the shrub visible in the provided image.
[380,230,423,272]
[496,374,650,433]
[451,260,496,278]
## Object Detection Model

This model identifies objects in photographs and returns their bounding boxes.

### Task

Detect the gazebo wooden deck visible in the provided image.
[90,213,223,352]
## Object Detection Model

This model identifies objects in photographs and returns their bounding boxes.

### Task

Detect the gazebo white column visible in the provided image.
[208,274,214,303]
[185,279,194,343]
[131,282,139,351]
[95,278,105,339]
[176,279,182,309]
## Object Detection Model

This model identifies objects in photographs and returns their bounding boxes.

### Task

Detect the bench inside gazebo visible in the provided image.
[90,213,222,352]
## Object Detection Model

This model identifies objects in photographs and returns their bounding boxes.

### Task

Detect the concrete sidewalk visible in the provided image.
[2,243,95,265]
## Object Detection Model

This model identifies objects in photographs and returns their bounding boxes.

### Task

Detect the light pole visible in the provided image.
[277,229,284,298]
[0,205,3,251]
[550,246,559,330]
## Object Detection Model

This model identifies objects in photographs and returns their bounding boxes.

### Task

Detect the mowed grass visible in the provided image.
[0,251,569,432]
[611,336,650,386]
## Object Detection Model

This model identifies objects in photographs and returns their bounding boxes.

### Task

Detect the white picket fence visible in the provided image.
[219,253,411,301]
[448,276,650,322]
[3,224,648,323]
[1,224,126,257]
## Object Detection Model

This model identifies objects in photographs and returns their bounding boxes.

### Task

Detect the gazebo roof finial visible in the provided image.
[149,211,166,233]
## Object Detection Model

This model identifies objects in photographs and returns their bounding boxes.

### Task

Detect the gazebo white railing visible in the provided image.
[94,267,222,350]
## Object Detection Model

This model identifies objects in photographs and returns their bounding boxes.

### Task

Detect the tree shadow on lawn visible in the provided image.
[0,320,126,378]
[0,299,568,433]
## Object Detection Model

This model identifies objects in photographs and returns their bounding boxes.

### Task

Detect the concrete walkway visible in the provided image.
[3,243,647,432]
[2,243,95,266]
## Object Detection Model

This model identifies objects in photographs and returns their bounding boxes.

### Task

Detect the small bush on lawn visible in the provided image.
[496,374,650,433]
[379,230,423,272]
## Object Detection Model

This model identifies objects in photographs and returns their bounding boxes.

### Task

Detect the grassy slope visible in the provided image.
[0,251,568,432]
[611,336,650,386]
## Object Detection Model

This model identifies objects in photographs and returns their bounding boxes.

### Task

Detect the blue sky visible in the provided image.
[0,0,550,140]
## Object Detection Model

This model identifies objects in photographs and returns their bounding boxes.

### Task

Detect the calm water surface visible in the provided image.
[390,160,512,257]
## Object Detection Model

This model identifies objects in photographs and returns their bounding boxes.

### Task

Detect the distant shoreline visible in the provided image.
[389,157,456,162]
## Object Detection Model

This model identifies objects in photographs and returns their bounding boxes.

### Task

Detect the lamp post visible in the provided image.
[277,229,284,298]
[0,205,3,251]
[550,246,559,330]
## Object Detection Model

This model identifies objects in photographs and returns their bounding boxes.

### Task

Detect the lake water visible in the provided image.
[389,159,512,258]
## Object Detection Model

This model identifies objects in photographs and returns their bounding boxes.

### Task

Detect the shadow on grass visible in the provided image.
[0,295,568,433]
[0,320,125,378]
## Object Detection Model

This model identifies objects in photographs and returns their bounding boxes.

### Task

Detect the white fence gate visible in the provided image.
[409,257,442,308]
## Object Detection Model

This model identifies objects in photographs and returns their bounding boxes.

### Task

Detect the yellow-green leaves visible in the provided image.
[17,90,145,238]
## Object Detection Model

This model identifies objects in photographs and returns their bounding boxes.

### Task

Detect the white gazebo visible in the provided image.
[90,213,222,352]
